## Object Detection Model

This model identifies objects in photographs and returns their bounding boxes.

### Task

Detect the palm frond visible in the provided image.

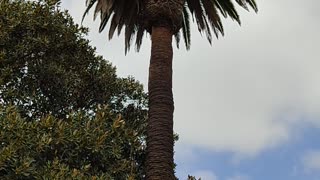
[124,24,135,54]
[83,0,144,54]
[201,0,224,37]
[94,0,112,21]
[83,0,257,52]
[184,0,257,48]
[186,0,206,32]
[108,14,118,39]
[235,0,258,12]
[82,0,96,23]
[135,26,144,51]
[181,6,191,50]
[215,0,240,23]
[174,31,181,49]
[203,15,212,44]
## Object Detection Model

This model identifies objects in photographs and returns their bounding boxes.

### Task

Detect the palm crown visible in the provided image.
[83,0,257,53]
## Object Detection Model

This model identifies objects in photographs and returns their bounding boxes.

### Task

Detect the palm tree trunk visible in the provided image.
[146,26,175,180]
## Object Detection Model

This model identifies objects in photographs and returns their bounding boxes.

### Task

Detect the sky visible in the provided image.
[61,0,320,179]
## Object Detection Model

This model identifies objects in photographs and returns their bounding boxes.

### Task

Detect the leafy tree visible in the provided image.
[84,0,258,179]
[0,0,148,179]
[0,0,146,121]
[0,105,147,179]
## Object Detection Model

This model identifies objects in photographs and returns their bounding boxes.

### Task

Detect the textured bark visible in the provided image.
[146,26,175,180]
[143,0,184,33]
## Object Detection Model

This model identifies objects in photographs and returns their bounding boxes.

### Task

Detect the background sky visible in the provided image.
[61,0,320,179]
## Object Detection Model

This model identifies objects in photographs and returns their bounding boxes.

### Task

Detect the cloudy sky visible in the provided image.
[61,0,320,179]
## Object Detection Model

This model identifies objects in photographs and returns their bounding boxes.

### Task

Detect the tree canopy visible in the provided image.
[0,0,147,120]
[0,105,146,179]
[83,0,257,52]
[0,0,148,179]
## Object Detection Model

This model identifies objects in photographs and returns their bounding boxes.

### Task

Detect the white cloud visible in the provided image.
[302,150,320,173]
[61,0,320,157]
[173,0,320,157]
[226,175,250,180]
[192,170,218,180]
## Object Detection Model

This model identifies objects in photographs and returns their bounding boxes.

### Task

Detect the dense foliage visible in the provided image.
[0,0,148,179]
[0,105,146,179]
[0,0,147,120]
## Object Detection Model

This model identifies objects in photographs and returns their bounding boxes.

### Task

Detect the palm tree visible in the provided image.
[83,0,257,179]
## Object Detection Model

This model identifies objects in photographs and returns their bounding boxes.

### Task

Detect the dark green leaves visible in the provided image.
[0,105,147,179]
[0,0,148,121]
[0,1,148,178]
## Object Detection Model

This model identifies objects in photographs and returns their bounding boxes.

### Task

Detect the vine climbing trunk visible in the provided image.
[146,26,175,180]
